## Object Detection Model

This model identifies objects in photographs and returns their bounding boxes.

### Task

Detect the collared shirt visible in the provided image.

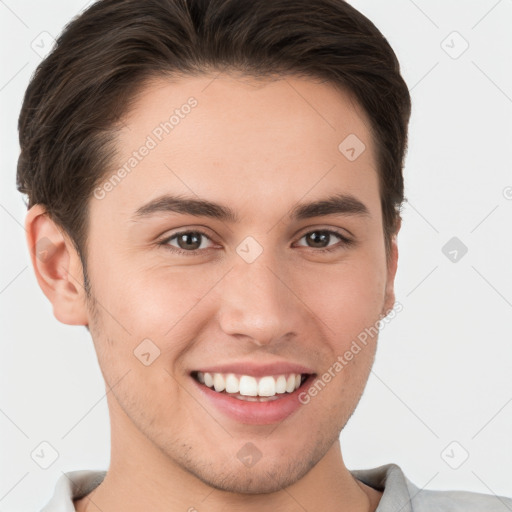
[41,463,512,511]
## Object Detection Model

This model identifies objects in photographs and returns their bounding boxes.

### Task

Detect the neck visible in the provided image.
[74,401,381,512]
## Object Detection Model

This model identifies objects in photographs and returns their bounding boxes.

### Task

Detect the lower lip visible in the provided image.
[191,374,316,425]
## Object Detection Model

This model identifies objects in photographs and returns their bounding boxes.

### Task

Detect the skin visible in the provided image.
[26,73,400,511]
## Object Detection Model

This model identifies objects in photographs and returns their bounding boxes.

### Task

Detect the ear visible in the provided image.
[382,218,400,317]
[25,204,89,326]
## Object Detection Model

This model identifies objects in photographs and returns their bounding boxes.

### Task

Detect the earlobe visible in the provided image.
[25,204,89,326]
[382,222,400,317]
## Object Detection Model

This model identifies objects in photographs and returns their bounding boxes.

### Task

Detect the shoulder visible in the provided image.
[407,482,512,511]
[350,463,512,512]
[40,469,106,511]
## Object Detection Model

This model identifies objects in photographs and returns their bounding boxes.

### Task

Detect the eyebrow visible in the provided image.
[131,192,370,223]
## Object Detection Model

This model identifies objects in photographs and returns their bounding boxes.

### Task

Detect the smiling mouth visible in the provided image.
[191,371,313,401]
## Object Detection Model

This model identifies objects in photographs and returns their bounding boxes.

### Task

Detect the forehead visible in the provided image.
[92,73,380,225]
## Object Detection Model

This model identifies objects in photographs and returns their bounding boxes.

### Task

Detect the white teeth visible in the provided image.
[195,372,306,397]
[239,375,258,396]
[258,376,276,397]
[225,373,239,393]
[213,373,225,392]
[204,372,213,388]
[235,394,280,402]
[275,375,287,394]
[285,375,296,393]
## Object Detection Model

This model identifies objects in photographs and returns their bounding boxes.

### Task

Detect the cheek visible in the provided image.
[93,259,216,334]
[298,253,387,347]
[89,261,224,376]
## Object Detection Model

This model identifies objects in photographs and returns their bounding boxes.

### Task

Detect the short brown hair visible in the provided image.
[17,0,411,295]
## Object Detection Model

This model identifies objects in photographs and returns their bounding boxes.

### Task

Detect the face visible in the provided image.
[81,73,398,493]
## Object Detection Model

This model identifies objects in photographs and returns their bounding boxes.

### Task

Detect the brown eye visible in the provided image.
[174,232,204,251]
[297,230,352,251]
[160,230,215,255]
[304,231,332,248]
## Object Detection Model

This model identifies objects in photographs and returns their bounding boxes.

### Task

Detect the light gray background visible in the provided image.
[1,0,511,510]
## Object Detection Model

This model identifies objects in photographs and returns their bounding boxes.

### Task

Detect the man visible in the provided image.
[17,0,511,510]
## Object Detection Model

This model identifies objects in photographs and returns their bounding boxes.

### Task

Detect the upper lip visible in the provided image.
[192,361,315,377]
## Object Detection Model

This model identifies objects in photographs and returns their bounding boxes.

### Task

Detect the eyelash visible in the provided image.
[157,228,354,256]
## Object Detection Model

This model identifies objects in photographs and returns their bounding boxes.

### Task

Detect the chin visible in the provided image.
[177,444,323,496]
[196,464,308,495]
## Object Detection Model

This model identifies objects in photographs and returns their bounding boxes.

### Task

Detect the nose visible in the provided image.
[216,253,304,347]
